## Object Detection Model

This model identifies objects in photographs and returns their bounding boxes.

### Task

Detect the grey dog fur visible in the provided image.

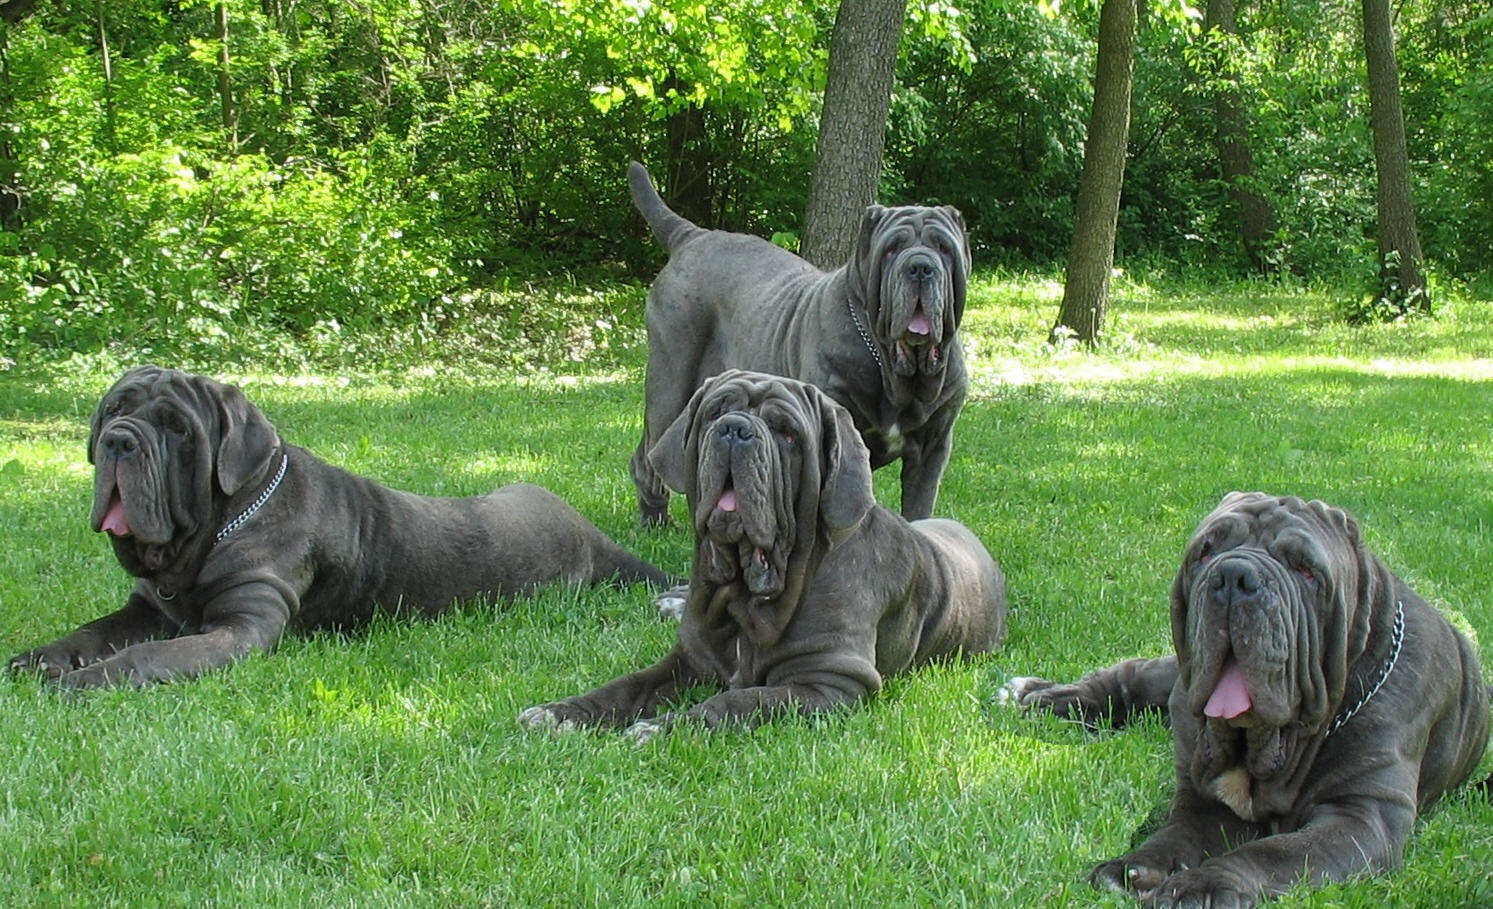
[10,365,673,686]
[625,161,971,525]
[521,370,1007,739]
[1004,491,1490,908]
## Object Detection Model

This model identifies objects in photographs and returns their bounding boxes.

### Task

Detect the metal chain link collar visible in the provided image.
[1325,600,1406,737]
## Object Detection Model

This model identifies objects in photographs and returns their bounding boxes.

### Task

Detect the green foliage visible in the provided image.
[1,0,1492,365]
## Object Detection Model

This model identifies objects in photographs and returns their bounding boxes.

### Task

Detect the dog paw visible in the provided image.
[9,647,90,681]
[517,705,580,734]
[1145,867,1258,909]
[1091,857,1170,898]
[996,675,1055,707]
[653,584,688,621]
[623,718,664,745]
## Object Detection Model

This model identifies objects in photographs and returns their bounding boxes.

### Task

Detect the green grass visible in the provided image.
[0,272,1490,907]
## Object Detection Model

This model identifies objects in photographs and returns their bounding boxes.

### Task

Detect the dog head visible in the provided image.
[850,203,970,398]
[88,366,279,574]
[1170,492,1389,811]
[648,370,876,642]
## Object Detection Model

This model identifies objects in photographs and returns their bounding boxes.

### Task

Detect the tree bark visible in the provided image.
[1204,0,1275,273]
[1053,0,1136,345]
[1361,0,1428,312]
[216,2,238,152]
[96,0,116,153]
[664,74,713,229]
[799,0,907,269]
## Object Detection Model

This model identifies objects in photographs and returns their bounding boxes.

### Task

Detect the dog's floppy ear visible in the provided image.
[851,204,890,286]
[210,379,279,497]
[941,205,972,324]
[817,393,875,537]
[648,380,716,496]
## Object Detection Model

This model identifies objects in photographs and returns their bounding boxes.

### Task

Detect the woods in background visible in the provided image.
[0,0,1488,355]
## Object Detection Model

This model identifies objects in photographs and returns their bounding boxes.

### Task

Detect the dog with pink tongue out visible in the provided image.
[520,370,1007,741]
[1002,491,1490,909]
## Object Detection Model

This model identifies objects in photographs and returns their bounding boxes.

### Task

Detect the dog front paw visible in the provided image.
[997,675,1058,707]
[623,717,666,745]
[653,584,688,621]
[9,644,101,680]
[1091,856,1170,899]
[1145,867,1260,909]
[516,704,584,734]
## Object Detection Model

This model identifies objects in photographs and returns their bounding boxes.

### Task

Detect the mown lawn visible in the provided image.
[0,273,1489,907]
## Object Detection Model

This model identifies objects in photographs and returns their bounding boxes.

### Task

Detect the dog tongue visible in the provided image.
[1205,659,1252,719]
[717,489,738,513]
[101,496,131,537]
[908,309,932,336]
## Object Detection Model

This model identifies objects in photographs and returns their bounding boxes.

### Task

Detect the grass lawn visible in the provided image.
[0,272,1490,907]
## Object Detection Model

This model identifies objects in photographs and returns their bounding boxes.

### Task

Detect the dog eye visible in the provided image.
[103,401,122,417]
[883,244,899,260]
[1297,565,1317,585]
[1197,539,1213,564]
[164,414,190,437]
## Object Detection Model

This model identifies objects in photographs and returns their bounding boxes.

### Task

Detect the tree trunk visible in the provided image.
[1053,0,1137,345]
[1361,0,1428,312]
[663,75,713,227]
[216,2,238,152]
[1204,0,1275,274]
[799,0,907,269]
[0,20,18,231]
[96,0,116,153]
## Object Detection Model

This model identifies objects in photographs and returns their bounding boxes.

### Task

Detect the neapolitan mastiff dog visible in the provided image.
[626,161,971,524]
[520,371,1007,740]
[1003,492,1490,908]
[9,366,674,687]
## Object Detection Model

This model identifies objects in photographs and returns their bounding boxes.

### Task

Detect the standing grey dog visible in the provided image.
[9,366,674,687]
[626,161,971,524]
[521,371,1007,741]
[1003,492,1490,908]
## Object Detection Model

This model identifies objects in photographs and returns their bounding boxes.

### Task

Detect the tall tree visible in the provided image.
[1203,0,1275,273]
[1361,0,1428,314]
[1052,0,1137,345]
[0,0,35,231]
[799,0,907,269]
[215,1,237,152]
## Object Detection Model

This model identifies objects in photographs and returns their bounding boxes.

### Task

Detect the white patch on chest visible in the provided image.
[1211,767,1257,821]
[880,423,904,454]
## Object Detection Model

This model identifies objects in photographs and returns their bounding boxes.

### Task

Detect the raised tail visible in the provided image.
[627,160,701,253]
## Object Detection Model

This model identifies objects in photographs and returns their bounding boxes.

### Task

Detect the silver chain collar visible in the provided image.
[215,453,289,543]
[846,297,884,370]
[1325,600,1405,736]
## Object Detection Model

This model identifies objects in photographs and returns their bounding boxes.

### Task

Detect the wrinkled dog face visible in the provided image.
[690,378,813,596]
[1171,492,1366,787]
[649,370,875,600]
[856,204,970,380]
[88,366,276,572]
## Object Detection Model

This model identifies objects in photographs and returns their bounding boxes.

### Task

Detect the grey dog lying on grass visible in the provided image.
[520,370,1008,741]
[1003,491,1490,909]
[9,365,674,687]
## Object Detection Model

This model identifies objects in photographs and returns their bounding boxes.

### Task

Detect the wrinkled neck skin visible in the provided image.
[1177,698,1329,822]
[676,517,836,685]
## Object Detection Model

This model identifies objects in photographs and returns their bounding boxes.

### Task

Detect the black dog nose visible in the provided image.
[905,259,935,281]
[715,417,756,446]
[1212,560,1261,604]
[100,430,139,459]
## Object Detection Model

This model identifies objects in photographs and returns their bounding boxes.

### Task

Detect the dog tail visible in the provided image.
[597,537,681,590]
[628,161,700,253]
